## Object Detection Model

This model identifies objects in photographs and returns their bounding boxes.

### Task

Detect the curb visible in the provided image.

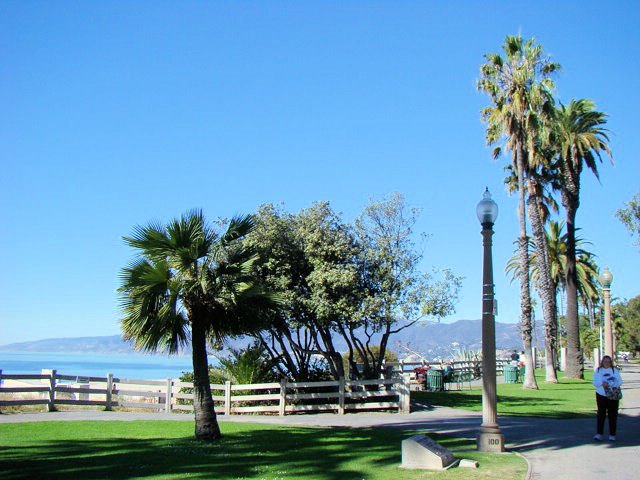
[514,451,533,480]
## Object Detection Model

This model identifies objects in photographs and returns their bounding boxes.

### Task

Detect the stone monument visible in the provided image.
[401,434,456,470]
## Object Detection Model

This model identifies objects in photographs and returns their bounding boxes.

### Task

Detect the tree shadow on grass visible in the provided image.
[0,424,419,480]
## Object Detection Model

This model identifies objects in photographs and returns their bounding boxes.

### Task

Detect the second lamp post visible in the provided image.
[476,188,505,452]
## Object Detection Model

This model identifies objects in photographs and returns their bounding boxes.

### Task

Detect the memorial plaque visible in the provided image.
[401,434,456,470]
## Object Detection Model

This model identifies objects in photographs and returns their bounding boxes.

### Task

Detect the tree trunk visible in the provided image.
[564,201,584,379]
[516,147,538,389]
[588,299,595,329]
[191,320,221,441]
[376,327,392,380]
[526,192,558,383]
[518,235,537,389]
[317,326,345,380]
[552,284,560,370]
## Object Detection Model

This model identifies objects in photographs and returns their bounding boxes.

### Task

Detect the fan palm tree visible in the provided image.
[554,99,612,379]
[119,210,269,441]
[479,34,560,389]
[507,221,600,366]
[506,222,599,305]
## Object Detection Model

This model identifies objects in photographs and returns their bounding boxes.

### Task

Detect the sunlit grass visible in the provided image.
[0,420,526,479]
[413,369,595,418]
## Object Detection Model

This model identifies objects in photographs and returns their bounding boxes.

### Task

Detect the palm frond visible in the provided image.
[221,214,256,245]
[119,259,189,354]
[120,210,276,356]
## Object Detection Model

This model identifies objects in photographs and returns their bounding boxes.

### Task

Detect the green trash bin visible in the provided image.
[504,365,519,384]
[427,369,444,391]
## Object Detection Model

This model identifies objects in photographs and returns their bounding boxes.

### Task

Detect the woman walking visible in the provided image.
[592,355,623,441]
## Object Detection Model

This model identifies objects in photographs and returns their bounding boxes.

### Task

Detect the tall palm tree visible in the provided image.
[504,159,561,382]
[524,145,564,382]
[119,211,268,441]
[554,99,612,379]
[479,34,559,389]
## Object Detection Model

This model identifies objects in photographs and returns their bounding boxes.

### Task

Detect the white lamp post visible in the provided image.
[599,267,613,359]
[476,188,504,452]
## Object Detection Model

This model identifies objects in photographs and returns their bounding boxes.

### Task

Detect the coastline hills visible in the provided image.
[0,320,541,358]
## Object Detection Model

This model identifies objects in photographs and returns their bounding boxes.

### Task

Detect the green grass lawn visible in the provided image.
[0,421,526,480]
[414,369,595,418]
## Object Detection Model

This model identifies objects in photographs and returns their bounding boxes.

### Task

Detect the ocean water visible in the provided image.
[0,352,198,380]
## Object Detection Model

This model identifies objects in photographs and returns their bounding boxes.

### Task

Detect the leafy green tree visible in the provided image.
[613,296,640,356]
[119,211,269,441]
[246,202,361,381]
[479,34,559,389]
[554,99,612,379]
[246,195,461,381]
[616,193,640,247]
[580,325,599,360]
[352,193,461,379]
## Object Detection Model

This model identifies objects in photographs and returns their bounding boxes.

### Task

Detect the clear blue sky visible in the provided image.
[1,2,639,344]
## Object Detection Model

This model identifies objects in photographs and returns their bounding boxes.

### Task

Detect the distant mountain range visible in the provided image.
[389,319,543,359]
[0,319,544,359]
[0,335,140,354]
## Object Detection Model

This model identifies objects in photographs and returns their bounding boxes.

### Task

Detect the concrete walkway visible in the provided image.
[2,364,639,480]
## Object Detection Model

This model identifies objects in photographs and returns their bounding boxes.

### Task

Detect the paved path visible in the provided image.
[2,364,639,480]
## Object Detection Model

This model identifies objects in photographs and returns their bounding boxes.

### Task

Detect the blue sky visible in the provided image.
[1,2,639,345]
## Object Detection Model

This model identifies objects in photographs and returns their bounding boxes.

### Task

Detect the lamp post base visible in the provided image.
[477,431,505,452]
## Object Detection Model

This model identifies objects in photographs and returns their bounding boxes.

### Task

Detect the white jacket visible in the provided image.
[593,367,623,397]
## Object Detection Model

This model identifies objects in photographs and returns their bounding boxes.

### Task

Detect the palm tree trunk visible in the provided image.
[564,201,583,379]
[191,320,221,441]
[518,235,537,389]
[526,192,558,383]
[588,299,595,330]
[551,281,560,370]
[516,149,538,389]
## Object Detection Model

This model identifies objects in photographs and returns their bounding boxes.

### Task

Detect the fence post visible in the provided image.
[400,373,411,414]
[338,377,345,415]
[105,373,113,411]
[165,378,172,414]
[279,378,287,416]
[47,369,57,412]
[224,381,232,416]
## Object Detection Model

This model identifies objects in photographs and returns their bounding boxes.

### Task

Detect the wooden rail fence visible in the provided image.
[0,369,411,415]
[384,358,513,376]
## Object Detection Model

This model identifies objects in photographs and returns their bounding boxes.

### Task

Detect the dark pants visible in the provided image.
[596,393,619,435]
